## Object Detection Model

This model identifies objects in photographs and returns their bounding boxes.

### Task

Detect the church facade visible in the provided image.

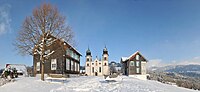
[85,47,109,76]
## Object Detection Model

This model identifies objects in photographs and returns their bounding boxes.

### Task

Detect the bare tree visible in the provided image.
[14,3,74,81]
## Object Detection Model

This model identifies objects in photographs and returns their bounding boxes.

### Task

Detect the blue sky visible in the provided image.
[0,0,200,68]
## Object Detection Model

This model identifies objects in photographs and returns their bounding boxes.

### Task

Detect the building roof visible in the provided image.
[33,34,82,56]
[63,41,82,56]
[121,51,148,62]
[121,57,128,62]
[86,47,91,56]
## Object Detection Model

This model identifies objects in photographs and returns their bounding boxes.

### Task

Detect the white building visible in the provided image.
[85,47,109,76]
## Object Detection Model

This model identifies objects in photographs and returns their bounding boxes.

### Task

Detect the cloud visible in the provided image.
[148,56,200,68]
[0,4,11,35]
[147,59,167,68]
[176,56,200,65]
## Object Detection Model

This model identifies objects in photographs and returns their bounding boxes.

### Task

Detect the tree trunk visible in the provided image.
[41,63,44,81]
[41,35,46,81]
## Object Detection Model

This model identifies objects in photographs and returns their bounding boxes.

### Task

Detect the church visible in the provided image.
[85,47,109,76]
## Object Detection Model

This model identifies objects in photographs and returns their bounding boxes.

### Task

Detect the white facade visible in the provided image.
[85,47,109,76]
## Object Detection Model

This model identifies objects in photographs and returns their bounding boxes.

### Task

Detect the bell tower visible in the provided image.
[102,46,109,75]
[85,47,92,75]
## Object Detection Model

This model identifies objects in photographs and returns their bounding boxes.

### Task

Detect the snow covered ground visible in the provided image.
[0,78,7,86]
[0,76,198,92]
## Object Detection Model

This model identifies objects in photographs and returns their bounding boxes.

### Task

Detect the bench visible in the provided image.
[46,74,68,83]
[48,74,64,78]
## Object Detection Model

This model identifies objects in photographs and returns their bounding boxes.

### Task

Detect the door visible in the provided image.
[95,72,98,76]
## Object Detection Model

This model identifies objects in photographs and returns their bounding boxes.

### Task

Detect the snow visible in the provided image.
[0,76,198,92]
[129,74,147,80]
[121,57,128,62]
[0,78,7,86]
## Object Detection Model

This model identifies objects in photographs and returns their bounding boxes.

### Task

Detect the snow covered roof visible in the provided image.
[121,57,128,62]
[49,35,82,56]
[128,51,140,59]
[63,41,82,56]
[33,34,82,56]
[121,51,148,62]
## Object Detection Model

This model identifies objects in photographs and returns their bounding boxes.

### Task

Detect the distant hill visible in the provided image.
[109,61,121,67]
[148,64,200,78]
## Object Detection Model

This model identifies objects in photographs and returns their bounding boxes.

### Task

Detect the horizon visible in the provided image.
[1,0,200,68]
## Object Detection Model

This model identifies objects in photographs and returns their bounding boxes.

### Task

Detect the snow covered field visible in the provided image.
[0,76,198,92]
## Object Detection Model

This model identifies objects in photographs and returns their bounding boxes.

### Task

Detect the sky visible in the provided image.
[0,0,200,68]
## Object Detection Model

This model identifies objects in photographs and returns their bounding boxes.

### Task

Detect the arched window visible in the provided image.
[104,63,107,66]
[104,57,107,61]
[99,67,101,72]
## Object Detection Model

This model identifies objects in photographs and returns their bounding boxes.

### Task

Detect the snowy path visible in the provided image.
[0,76,198,92]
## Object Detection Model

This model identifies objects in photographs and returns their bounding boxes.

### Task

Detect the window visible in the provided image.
[75,54,79,61]
[92,67,94,73]
[71,51,74,58]
[74,53,77,60]
[136,61,140,66]
[66,58,70,70]
[99,67,101,73]
[66,49,70,55]
[99,63,101,65]
[92,63,94,65]
[136,68,140,73]
[136,55,139,60]
[51,59,57,70]
[87,58,89,62]
[78,55,80,61]
[71,60,74,71]
[77,63,79,71]
[75,62,77,71]
[36,62,40,71]
[130,61,134,66]
[73,52,75,58]
[104,63,107,66]
[104,57,107,61]
[87,63,89,66]
[70,50,73,57]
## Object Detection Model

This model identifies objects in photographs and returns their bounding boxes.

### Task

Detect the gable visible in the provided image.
[129,51,147,62]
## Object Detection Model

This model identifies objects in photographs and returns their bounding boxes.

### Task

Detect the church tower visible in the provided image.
[85,47,92,75]
[102,46,109,75]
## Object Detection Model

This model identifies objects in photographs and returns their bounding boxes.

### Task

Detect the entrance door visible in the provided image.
[95,72,98,76]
